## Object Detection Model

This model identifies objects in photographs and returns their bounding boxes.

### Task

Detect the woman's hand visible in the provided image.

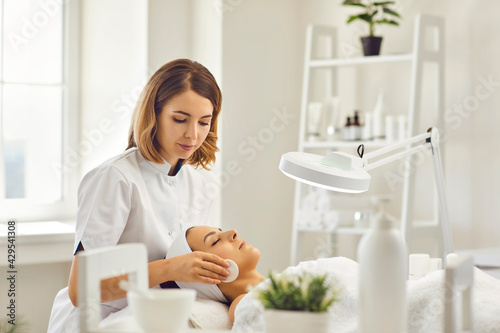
[164,251,231,284]
[148,251,231,287]
[68,251,231,307]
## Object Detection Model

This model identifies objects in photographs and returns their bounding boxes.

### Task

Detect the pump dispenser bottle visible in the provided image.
[343,116,352,141]
[357,211,408,333]
[353,111,362,140]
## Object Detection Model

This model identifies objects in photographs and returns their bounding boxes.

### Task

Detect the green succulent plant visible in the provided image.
[256,272,340,312]
[343,0,401,36]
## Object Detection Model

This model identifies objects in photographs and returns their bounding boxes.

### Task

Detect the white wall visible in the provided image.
[221,0,303,273]
[79,0,148,175]
[3,261,72,332]
[468,0,500,248]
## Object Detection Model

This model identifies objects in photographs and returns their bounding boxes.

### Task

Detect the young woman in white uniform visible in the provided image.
[48,59,231,332]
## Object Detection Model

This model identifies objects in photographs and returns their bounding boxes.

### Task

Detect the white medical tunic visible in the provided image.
[48,148,213,332]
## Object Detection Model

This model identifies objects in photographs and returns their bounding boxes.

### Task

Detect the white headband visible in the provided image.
[166,228,228,303]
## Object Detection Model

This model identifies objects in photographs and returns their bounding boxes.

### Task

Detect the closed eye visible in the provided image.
[199,121,210,126]
[173,118,186,123]
[211,238,220,246]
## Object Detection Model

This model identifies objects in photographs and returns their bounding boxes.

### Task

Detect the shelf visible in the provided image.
[303,140,399,149]
[297,219,438,236]
[309,53,414,68]
[291,16,446,265]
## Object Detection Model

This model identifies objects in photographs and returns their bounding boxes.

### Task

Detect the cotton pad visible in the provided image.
[223,259,239,283]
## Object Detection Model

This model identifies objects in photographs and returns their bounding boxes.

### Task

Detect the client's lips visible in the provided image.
[178,144,194,151]
[239,241,246,249]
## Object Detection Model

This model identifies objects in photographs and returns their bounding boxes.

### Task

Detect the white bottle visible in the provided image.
[385,115,394,142]
[357,213,408,333]
[325,96,340,141]
[372,89,385,140]
[397,115,407,141]
[408,253,430,280]
[307,102,323,141]
[362,112,373,140]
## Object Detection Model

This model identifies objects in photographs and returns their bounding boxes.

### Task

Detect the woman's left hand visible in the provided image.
[169,251,231,283]
[149,252,231,286]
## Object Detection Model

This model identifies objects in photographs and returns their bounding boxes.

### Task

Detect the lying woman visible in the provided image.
[166,225,500,332]
[165,225,266,323]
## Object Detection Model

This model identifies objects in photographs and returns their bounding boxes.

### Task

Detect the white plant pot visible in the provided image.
[264,309,330,333]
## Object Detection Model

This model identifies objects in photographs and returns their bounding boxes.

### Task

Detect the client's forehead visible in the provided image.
[189,225,219,237]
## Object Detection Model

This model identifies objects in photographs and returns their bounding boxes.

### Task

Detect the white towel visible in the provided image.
[190,298,232,330]
[232,257,500,333]
[406,267,500,332]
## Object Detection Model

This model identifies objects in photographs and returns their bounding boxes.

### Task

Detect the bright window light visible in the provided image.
[3,85,63,202]
[0,0,76,221]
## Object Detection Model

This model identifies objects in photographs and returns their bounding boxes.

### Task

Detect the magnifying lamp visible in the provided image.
[279,127,453,255]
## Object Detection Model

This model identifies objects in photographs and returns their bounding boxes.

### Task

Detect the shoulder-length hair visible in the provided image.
[127,59,222,170]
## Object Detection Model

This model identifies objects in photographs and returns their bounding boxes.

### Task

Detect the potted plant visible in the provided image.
[256,272,340,333]
[342,0,401,56]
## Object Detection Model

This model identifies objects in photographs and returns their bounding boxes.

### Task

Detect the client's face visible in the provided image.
[187,226,260,270]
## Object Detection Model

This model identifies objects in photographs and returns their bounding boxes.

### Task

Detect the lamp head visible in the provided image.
[279,151,371,193]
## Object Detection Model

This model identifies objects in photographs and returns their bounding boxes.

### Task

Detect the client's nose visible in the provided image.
[226,229,238,241]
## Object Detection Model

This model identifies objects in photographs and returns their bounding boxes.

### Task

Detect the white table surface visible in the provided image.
[457,247,500,279]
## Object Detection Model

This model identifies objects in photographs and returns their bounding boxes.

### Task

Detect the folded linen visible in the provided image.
[190,298,232,330]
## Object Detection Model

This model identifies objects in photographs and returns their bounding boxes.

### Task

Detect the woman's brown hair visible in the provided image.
[127,59,222,170]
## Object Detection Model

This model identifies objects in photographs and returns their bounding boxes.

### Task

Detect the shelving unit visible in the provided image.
[290,14,445,265]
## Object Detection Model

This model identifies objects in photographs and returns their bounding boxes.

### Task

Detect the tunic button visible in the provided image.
[168,231,173,236]
[169,181,173,186]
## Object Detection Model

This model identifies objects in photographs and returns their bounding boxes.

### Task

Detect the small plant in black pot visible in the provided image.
[342,0,401,56]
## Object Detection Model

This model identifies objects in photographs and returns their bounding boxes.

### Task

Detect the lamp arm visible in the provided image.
[361,127,453,256]
[430,137,454,255]
[364,143,431,171]
[362,131,431,166]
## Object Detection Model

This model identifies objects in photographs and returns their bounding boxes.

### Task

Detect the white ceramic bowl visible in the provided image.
[128,289,196,333]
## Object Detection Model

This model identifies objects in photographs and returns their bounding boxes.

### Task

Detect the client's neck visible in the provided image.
[219,269,265,302]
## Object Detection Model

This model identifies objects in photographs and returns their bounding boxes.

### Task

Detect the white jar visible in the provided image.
[357,214,408,333]
[264,309,330,333]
